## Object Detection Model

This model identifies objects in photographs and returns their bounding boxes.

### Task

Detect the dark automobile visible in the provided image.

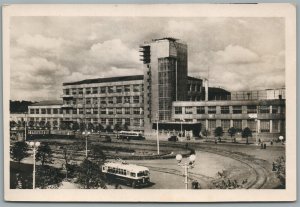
[99,135,112,143]
[168,136,178,142]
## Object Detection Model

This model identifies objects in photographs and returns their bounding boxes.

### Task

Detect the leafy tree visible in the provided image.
[45,122,51,129]
[36,143,53,167]
[79,122,85,132]
[214,127,224,142]
[39,120,45,128]
[89,145,106,165]
[52,120,58,129]
[122,123,129,131]
[28,121,35,128]
[10,141,30,165]
[76,159,106,189]
[242,127,252,144]
[105,125,113,132]
[36,165,64,189]
[228,127,237,143]
[202,129,210,139]
[87,123,95,131]
[72,122,80,131]
[95,124,104,132]
[17,121,22,128]
[10,120,17,128]
[114,123,122,132]
[60,122,67,130]
[273,156,285,188]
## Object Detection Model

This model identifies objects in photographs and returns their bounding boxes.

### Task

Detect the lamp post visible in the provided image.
[279,136,284,145]
[176,154,196,189]
[156,113,159,155]
[29,141,40,189]
[82,131,90,157]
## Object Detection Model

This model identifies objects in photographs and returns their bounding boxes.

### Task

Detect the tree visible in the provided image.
[36,143,53,167]
[28,121,35,128]
[76,159,106,189]
[228,127,237,143]
[105,125,113,132]
[95,124,104,132]
[39,120,45,128]
[45,121,51,130]
[79,122,85,132]
[10,120,17,129]
[242,127,252,144]
[10,141,30,165]
[202,129,210,139]
[122,123,129,131]
[60,122,67,130]
[52,120,58,129]
[36,165,64,189]
[214,127,224,142]
[89,145,106,165]
[87,123,95,131]
[72,122,80,131]
[114,123,121,132]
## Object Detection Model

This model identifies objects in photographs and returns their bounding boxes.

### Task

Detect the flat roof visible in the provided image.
[63,75,144,86]
[31,100,63,106]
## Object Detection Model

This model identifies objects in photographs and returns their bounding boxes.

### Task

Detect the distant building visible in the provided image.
[22,37,285,139]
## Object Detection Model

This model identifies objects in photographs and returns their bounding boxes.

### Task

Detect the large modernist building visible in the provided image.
[26,37,286,139]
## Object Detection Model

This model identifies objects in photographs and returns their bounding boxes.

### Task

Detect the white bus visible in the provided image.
[102,161,150,188]
[118,131,145,141]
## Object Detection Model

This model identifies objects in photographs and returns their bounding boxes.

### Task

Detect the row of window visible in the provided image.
[64,96,143,105]
[63,107,144,115]
[174,105,284,115]
[63,84,143,95]
[29,108,62,115]
[194,119,282,133]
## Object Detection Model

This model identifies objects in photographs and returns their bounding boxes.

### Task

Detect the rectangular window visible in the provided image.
[100,97,106,104]
[196,106,205,114]
[72,88,77,95]
[92,98,98,105]
[64,89,70,95]
[233,120,242,131]
[108,86,114,93]
[116,96,122,104]
[175,107,182,114]
[272,105,278,114]
[100,87,106,93]
[247,119,256,132]
[107,108,114,115]
[125,118,130,125]
[41,109,46,114]
[116,108,122,114]
[133,96,140,104]
[247,105,257,114]
[53,109,58,114]
[93,108,98,115]
[100,108,106,115]
[86,108,91,115]
[221,106,230,114]
[30,109,35,114]
[208,120,216,130]
[86,98,91,105]
[92,87,98,94]
[85,88,91,95]
[116,118,122,125]
[59,109,63,114]
[108,118,114,125]
[73,109,77,115]
[133,118,140,126]
[125,108,131,115]
[185,106,193,114]
[46,109,51,114]
[79,108,84,114]
[221,120,230,131]
[208,106,216,114]
[272,120,279,132]
[108,97,114,104]
[133,108,140,115]
[35,109,40,114]
[232,106,242,114]
[259,105,270,114]
[124,85,130,92]
[78,88,83,95]
[116,86,123,93]
[124,96,130,104]
[260,120,270,132]
[133,84,140,92]
[100,118,106,125]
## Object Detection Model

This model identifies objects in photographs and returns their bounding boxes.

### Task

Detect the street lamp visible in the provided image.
[279,136,284,144]
[176,154,196,189]
[29,141,40,189]
[82,131,91,157]
[156,113,160,155]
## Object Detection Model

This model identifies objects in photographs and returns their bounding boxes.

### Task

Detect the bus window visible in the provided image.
[130,173,136,177]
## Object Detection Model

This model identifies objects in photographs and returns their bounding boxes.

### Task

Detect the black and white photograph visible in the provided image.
[3,4,296,202]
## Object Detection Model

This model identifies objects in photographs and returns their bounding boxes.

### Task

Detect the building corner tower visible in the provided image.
[140,38,188,135]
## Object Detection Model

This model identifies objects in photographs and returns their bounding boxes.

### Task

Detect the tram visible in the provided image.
[102,161,150,188]
[118,131,145,140]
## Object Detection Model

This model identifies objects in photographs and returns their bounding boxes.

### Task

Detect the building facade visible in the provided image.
[23,37,285,139]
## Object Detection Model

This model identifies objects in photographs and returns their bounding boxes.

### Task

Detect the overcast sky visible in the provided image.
[10,17,285,101]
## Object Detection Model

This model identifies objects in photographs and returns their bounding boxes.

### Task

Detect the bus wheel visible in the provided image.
[131,181,137,188]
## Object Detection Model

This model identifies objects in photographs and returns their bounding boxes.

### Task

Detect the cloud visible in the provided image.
[16,34,63,51]
[214,45,260,64]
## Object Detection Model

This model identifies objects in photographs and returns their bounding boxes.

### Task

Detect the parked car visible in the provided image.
[168,136,178,142]
[99,135,112,143]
